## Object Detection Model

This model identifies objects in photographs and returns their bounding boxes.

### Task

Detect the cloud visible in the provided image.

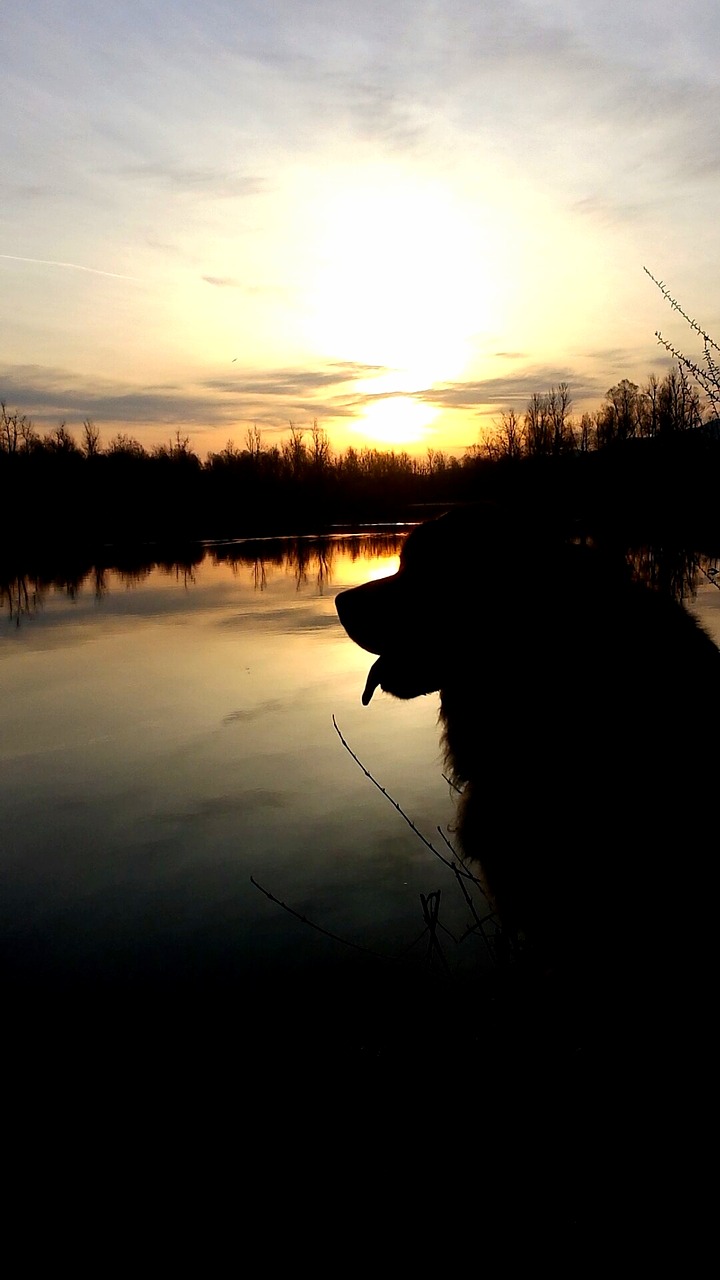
[0,365,192,422]
[203,362,387,398]
[411,367,605,411]
[342,77,427,152]
[0,359,391,435]
[571,196,647,226]
[0,253,139,281]
[202,275,241,288]
[0,357,621,442]
[8,184,62,201]
[583,347,649,364]
[119,163,264,199]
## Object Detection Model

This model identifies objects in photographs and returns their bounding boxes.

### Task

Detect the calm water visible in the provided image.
[1,535,474,997]
[2,533,719,1070]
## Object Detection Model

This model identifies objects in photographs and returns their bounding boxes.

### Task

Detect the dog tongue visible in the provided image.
[362,658,383,705]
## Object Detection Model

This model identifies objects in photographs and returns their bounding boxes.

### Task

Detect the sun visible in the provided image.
[298,161,514,450]
[354,395,437,446]
[304,163,493,377]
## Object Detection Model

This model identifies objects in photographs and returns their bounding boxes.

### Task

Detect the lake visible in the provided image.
[2,531,719,1090]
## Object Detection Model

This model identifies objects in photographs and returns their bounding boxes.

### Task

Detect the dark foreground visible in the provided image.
[6,910,712,1252]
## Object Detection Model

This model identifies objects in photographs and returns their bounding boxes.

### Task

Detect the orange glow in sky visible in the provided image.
[2,4,719,457]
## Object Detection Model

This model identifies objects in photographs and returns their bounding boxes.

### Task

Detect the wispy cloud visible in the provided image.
[0,254,140,281]
[0,360,390,434]
[412,368,604,411]
[202,362,387,397]
[202,276,241,288]
[120,163,264,199]
[0,354,664,442]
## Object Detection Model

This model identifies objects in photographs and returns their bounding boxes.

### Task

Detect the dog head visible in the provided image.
[335,504,557,705]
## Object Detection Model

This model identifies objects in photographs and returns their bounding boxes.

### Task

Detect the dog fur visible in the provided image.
[336,504,718,1001]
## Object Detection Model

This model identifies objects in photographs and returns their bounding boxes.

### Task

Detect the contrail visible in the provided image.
[0,253,140,281]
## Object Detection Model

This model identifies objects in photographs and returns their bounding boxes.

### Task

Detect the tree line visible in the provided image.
[0,407,474,549]
[1,363,718,556]
[477,369,705,463]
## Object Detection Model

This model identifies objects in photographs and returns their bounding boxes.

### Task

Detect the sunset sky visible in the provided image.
[2,1,719,456]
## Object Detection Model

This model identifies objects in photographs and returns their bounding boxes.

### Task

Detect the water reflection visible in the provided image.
[628,543,719,602]
[1,531,453,993]
[0,532,406,623]
[3,533,719,628]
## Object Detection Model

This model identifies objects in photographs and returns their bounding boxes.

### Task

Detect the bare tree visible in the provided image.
[604,379,643,442]
[82,420,101,457]
[283,423,307,478]
[47,425,80,454]
[643,373,660,438]
[246,425,263,459]
[524,391,552,457]
[310,419,332,470]
[1,403,24,453]
[577,412,594,453]
[547,382,572,454]
[108,433,146,458]
[499,408,525,460]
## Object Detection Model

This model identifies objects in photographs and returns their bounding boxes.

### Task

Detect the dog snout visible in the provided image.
[336,575,404,655]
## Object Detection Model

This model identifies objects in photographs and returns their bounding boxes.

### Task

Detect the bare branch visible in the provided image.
[250,875,390,960]
[644,268,720,354]
[332,715,478,881]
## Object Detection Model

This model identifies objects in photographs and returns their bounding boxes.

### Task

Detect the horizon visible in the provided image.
[2,2,719,458]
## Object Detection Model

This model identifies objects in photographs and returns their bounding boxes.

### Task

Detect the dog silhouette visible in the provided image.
[336,505,718,1023]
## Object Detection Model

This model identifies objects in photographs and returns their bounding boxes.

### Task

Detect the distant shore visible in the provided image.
[2,376,719,561]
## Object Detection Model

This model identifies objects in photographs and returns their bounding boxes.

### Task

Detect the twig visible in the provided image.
[253,721,510,978]
[393,923,439,960]
[644,268,720,354]
[332,715,478,882]
[250,875,390,961]
[250,876,461,970]
[436,825,480,884]
[420,891,451,974]
[644,267,720,413]
[696,558,720,592]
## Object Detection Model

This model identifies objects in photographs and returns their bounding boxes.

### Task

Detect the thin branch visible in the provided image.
[332,715,478,882]
[695,557,720,592]
[644,267,720,415]
[653,331,719,400]
[250,875,390,960]
[254,719,511,976]
[393,923,440,960]
[644,268,720,354]
[436,825,483,886]
[250,874,467,970]
[420,891,452,974]
[432,825,509,961]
